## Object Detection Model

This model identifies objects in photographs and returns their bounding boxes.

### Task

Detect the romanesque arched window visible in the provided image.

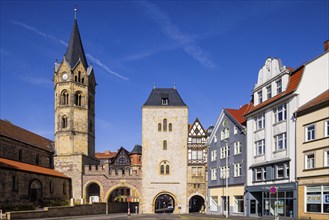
[62,115,68,128]
[75,91,82,106]
[169,123,172,131]
[160,161,170,175]
[163,140,167,150]
[163,119,167,131]
[61,90,69,105]
[18,149,23,161]
[158,123,162,131]
[36,154,40,165]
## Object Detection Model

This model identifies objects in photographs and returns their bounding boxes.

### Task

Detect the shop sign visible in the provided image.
[324,194,329,204]
[307,195,321,204]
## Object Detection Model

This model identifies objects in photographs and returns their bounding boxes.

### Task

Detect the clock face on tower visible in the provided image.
[62,73,68,81]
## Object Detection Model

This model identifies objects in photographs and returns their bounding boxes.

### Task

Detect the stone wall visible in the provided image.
[0,136,53,168]
[83,168,142,203]
[0,168,70,210]
[6,203,106,219]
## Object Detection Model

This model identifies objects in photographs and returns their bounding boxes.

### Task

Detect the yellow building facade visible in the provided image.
[296,90,329,220]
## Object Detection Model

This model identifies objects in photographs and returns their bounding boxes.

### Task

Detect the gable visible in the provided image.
[188,120,206,136]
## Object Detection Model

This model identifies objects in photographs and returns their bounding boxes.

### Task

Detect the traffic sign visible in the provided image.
[270,186,277,194]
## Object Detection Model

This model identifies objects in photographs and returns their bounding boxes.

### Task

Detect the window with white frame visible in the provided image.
[276,164,284,179]
[324,150,329,167]
[256,114,265,130]
[255,168,262,181]
[306,185,329,213]
[220,146,230,158]
[222,127,230,139]
[276,79,282,94]
[255,139,265,156]
[266,85,272,99]
[234,126,238,135]
[258,90,263,104]
[234,196,244,213]
[306,154,315,169]
[211,168,217,180]
[286,163,290,178]
[325,120,329,137]
[306,125,315,141]
[211,150,217,161]
[220,166,230,179]
[214,136,217,143]
[234,141,242,155]
[234,163,242,177]
[274,133,287,150]
[220,147,225,159]
[274,104,287,123]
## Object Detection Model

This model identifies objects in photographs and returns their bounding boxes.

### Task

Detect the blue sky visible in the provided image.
[1,0,328,153]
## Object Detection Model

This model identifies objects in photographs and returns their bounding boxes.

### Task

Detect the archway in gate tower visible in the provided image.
[107,187,139,213]
[154,193,175,213]
[189,195,205,213]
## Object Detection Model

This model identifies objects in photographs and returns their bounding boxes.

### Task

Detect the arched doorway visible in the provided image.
[189,195,205,213]
[86,183,100,203]
[154,194,175,213]
[108,187,138,213]
[29,179,42,205]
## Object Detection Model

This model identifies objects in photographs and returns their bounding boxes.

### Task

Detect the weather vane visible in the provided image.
[74,3,78,20]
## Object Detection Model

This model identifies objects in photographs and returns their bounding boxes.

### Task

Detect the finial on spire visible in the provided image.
[153,83,156,89]
[74,3,78,20]
[173,83,176,89]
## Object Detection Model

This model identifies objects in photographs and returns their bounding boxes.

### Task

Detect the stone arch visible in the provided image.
[83,180,104,202]
[104,182,141,203]
[29,178,42,204]
[188,193,205,213]
[152,191,177,213]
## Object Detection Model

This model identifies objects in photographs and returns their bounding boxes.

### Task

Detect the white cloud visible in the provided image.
[138,0,217,69]
[12,20,128,80]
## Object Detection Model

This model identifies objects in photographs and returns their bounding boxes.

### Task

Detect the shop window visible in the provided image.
[234,196,244,213]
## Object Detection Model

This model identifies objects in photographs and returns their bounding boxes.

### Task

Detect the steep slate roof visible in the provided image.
[0,157,69,179]
[245,66,304,116]
[130,145,142,155]
[225,103,250,125]
[0,119,54,153]
[296,89,329,116]
[65,19,88,68]
[143,88,187,106]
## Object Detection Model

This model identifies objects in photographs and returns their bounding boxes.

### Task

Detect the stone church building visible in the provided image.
[0,14,210,214]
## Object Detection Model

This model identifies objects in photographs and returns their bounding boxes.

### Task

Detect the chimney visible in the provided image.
[324,40,329,52]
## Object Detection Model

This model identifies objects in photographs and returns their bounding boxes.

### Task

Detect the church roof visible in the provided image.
[143,88,187,107]
[0,119,54,153]
[0,157,69,179]
[65,19,88,68]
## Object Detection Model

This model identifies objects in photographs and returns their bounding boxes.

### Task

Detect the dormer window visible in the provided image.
[162,98,168,105]
[258,91,263,104]
[266,85,272,99]
[276,79,282,94]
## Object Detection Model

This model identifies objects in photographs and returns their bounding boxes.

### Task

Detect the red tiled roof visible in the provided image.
[297,89,329,113]
[0,119,54,152]
[225,104,250,125]
[95,151,117,159]
[0,157,69,178]
[245,66,304,116]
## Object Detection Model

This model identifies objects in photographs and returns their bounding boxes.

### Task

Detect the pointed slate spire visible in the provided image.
[65,18,88,69]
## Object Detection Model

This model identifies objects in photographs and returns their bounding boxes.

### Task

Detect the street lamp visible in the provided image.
[223,139,229,218]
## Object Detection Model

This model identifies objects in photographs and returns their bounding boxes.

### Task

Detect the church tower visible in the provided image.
[53,13,98,201]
